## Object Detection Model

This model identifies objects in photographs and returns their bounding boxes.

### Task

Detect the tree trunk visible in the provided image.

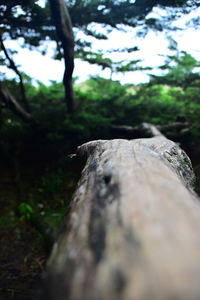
[48,0,74,113]
[39,132,200,300]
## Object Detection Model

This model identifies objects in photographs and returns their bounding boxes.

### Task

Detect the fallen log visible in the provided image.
[110,122,191,139]
[39,130,200,300]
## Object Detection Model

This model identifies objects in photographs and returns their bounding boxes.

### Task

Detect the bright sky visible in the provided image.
[2,4,200,85]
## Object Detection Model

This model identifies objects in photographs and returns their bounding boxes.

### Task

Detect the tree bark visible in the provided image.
[48,0,74,113]
[39,131,200,300]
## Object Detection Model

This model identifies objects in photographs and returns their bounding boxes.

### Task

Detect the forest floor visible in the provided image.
[0,140,199,300]
[0,167,46,300]
[0,223,46,300]
[0,142,83,300]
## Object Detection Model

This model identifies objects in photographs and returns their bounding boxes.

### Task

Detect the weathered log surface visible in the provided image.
[40,136,200,300]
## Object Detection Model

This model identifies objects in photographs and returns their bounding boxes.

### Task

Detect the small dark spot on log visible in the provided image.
[88,214,106,264]
[88,186,107,264]
[88,173,120,264]
[113,270,126,294]
[125,228,141,251]
[104,174,111,185]
[89,159,98,172]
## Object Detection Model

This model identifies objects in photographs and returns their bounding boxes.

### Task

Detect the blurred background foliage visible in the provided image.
[1,51,200,144]
[1,52,200,227]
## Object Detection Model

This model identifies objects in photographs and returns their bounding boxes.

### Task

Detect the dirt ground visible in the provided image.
[0,162,47,300]
[0,147,83,300]
[0,225,47,300]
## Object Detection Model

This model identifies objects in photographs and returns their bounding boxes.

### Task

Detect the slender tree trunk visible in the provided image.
[48,0,75,113]
[39,126,200,300]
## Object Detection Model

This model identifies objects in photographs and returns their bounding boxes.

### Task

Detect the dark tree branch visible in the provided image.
[0,35,30,112]
[0,82,36,125]
[110,122,191,139]
[48,0,75,113]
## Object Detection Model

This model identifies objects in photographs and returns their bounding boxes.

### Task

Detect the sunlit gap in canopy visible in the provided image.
[3,0,200,86]
[37,0,46,8]
[116,0,136,3]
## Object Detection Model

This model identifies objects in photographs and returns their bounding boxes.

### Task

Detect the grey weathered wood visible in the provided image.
[40,135,200,300]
